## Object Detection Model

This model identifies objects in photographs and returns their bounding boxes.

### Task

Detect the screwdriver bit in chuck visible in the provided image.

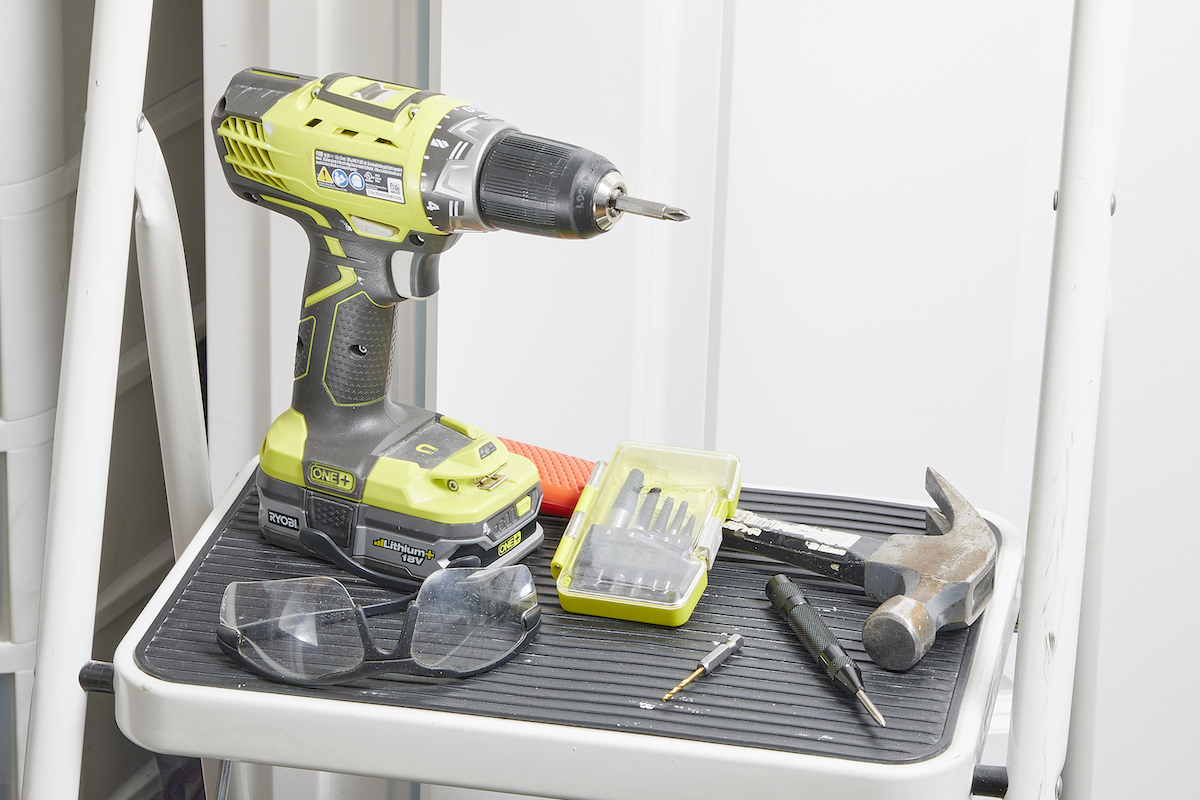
[612,192,690,222]
[766,574,886,727]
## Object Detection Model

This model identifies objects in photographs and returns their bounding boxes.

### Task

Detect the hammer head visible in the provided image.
[860,468,997,670]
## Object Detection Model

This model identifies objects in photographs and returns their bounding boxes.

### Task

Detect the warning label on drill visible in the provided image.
[314,150,405,204]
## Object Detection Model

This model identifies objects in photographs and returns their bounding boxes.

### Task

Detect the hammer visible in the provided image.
[723,468,998,671]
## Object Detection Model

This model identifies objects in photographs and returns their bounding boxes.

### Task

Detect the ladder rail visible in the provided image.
[1007,1,1134,798]
[132,117,214,556]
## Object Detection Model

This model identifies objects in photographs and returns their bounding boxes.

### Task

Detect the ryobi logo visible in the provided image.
[267,510,300,530]
[308,462,355,493]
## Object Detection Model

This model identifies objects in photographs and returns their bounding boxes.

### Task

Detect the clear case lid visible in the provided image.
[553,442,741,614]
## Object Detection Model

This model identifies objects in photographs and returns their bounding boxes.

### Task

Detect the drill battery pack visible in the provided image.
[256,411,544,585]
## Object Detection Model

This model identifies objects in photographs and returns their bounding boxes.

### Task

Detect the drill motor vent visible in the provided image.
[218,117,288,193]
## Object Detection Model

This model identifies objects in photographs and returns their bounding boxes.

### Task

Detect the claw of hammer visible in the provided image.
[861,468,998,671]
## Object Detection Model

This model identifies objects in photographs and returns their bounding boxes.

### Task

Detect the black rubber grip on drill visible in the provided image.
[323,292,393,405]
[477,131,616,239]
[767,574,853,679]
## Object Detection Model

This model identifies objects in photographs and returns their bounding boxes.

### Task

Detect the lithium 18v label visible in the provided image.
[371,537,435,566]
[315,150,405,204]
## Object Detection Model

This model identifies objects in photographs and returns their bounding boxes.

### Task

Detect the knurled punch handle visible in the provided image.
[767,574,853,678]
[767,575,885,726]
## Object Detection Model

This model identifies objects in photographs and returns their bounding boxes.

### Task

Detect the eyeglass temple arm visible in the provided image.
[299,528,424,593]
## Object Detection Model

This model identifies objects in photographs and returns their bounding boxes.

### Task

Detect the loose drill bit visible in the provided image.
[766,575,886,727]
[662,633,744,702]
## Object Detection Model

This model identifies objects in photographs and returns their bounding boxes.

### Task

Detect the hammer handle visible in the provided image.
[726,510,886,588]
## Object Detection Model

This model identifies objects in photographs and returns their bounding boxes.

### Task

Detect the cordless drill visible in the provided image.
[212,68,686,586]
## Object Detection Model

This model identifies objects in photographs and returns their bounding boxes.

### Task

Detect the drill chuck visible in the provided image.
[477,131,623,239]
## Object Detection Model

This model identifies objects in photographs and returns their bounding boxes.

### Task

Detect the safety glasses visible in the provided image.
[217,565,540,686]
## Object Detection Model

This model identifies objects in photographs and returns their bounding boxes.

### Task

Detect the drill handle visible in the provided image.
[269,190,456,426]
[283,226,447,490]
[293,232,399,409]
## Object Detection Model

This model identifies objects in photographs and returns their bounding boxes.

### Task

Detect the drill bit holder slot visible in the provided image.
[551,442,741,626]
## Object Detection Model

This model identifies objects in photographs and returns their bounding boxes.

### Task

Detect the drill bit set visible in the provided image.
[551,442,741,626]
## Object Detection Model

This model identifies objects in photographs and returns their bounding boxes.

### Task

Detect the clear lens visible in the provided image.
[220,577,366,681]
[411,566,537,673]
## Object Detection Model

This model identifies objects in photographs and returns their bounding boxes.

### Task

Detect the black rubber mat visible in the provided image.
[136,474,980,765]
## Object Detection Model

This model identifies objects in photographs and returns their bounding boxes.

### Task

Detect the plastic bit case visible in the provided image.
[550,442,741,626]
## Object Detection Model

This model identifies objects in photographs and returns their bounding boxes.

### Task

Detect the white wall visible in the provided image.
[437,2,727,459]
[438,0,1068,523]
[1089,1,1200,795]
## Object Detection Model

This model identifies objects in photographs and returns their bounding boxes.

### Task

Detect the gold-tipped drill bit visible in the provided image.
[662,634,744,702]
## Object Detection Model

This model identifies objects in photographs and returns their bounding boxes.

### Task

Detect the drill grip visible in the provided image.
[285,228,418,492]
